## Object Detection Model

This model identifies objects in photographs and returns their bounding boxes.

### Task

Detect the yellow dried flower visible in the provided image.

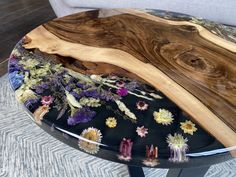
[105,117,117,128]
[180,120,197,135]
[153,109,173,125]
[78,127,102,154]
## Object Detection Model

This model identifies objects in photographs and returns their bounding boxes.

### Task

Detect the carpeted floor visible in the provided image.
[0,74,235,177]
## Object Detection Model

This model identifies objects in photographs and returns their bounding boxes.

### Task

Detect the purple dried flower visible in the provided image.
[82,89,100,98]
[76,82,84,88]
[100,89,120,101]
[67,107,96,126]
[65,85,72,92]
[125,81,139,91]
[70,91,81,99]
[9,71,24,90]
[56,70,67,77]
[40,83,49,89]
[33,82,50,94]
[116,87,128,97]
[35,86,44,94]
[68,78,76,85]
[9,57,24,73]
[24,98,39,109]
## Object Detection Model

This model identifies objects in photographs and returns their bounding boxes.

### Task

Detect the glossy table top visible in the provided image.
[8,9,236,168]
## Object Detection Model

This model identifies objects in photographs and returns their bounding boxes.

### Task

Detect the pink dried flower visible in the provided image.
[136,101,148,111]
[118,138,133,161]
[116,81,125,88]
[136,126,148,137]
[41,95,53,105]
[116,87,128,97]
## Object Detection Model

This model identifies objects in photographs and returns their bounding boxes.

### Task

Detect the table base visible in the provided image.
[128,166,210,177]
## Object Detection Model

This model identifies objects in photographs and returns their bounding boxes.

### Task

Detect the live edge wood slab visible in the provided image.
[22,9,236,156]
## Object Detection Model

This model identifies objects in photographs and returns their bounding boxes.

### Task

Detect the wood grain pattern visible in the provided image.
[22,10,236,156]
[43,10,236,131]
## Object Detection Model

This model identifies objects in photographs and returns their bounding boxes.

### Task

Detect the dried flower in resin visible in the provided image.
[19,58,39,70]
[166,133,189,163]
[106,117,117,128]
[90,74,102,82]
[180,120,197,135]
[116,81,125,88]
[136,101,148,111]
[142,145,159,167]
[15,89,38,103]
[116,87,128,97]
[115,100,137,121]
[65,90,82,108]
[79,97,101,107]
[24,98,39,109]
[153,109,174,125]
[33,105,50,125]
[118,138,133,161]
[136,126,148,137]
[9,71,24,90]
[41,95,54,106]
[78,127,102,154]
[67,107,96,126]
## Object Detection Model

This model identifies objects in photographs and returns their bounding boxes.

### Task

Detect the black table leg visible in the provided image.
[128,165,145,177]
[166,166,210,177]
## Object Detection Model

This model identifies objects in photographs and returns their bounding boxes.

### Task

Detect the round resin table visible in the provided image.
[8,9,236,177]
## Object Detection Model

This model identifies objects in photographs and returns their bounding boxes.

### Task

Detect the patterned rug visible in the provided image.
[0,74,235,177]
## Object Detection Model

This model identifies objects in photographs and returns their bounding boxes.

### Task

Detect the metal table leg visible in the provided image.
[166,166,210,177]
[128,165,145,177]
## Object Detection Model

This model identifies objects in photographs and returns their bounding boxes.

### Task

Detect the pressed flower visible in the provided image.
[118,138,133,161]
[79,97,101,107]
[65,90,82,108]
[166,133,189,163]
[41,95,54,106]
[19,58,39,69]
[67,107,96,126]
[108,73,118,80]
[70,89,82,99]
[116,81,125,88]
[136,126,148,137]
[153,109,174,125]
[100,89,120,101]
[33,105,50,125]
[24,98,39,109]
[16,88,38,103]
[136,101,148,111]
[116,87,128,97]
[9,71,24,90]
[180,120,197,135]
[105,117,117,128]
[149,93,163,99]
[82,89,100,99]
[78,127,102,154]
[115,100,137,121]
[90,74,102,82]
[9,58,23,73]
[125,80,139,91]
[142,158,159,167]
[142,145,159,167]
